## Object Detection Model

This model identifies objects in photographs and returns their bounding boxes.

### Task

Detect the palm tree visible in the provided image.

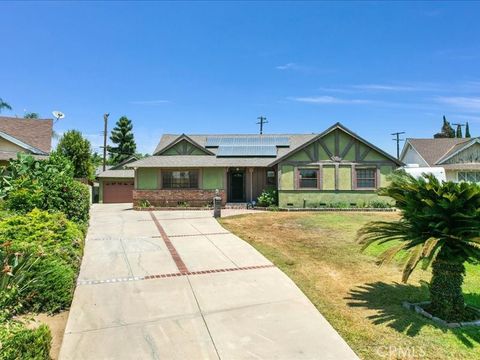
[358,173,480,322]
[0,98,12,113]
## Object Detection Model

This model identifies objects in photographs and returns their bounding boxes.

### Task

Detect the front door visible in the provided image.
[229,170,245,202]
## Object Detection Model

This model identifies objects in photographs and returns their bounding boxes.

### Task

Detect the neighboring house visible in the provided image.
[128,123,402,208]
[97,156,137,203]
[0,116,52,165]
[400,137,480,182]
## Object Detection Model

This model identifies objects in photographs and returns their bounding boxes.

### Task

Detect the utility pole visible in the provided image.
[103,113,109,171]
[257,116,268,135]
[452,123,465,138]
[391,131,405,160]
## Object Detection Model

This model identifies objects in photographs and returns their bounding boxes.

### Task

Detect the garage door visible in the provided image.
[103,180,134,203]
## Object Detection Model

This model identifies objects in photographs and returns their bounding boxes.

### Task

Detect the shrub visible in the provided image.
[0,322,51,360]
[0,210,83,312]
[43,179,90,226]
[326,201,350,208]
[0,153,90,225]
[257,189,277,207]
[367,199,392,208]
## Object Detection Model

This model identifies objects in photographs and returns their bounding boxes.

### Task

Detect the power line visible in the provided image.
[391,131,405,160]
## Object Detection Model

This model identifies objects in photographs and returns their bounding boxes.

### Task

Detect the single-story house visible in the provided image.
[400,137,480,183]
[0,116,52,166]
[127,123,402,208]
[97,156,137,203]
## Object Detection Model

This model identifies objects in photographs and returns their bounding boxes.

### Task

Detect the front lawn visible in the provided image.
[219,212,480,360]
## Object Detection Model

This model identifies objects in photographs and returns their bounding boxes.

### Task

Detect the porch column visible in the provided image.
[248,167,254,202]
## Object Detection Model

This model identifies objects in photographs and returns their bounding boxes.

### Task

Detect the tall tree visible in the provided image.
[0,98,12,113]
[108,116,137,164]
[434,116,455,138]
[455,124,463,138]
[465,122,471,138]
[24,112,39,119]
[56,130,94,179]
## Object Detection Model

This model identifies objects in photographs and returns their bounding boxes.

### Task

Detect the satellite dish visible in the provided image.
[52,111,65,124]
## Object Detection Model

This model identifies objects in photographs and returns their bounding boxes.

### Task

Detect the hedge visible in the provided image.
[0,210,84,312]
[0,322,51,360]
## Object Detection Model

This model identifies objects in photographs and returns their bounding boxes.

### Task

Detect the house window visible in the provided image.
[458,171,480,183]
[298,169,318,188]
[356,168,376,189]
[266,170,276,185]
[162,170,199,189]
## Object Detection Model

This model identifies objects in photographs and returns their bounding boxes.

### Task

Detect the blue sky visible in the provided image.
[2,1,480,155]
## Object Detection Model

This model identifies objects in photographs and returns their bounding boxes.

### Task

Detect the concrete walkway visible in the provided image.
[59,204,358,360]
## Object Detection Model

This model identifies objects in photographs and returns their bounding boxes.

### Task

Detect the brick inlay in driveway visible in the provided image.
[77,264,276,285]
[149,211,189,273]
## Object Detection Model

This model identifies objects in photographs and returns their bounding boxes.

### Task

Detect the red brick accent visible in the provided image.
[134,189,226,207]
[149,212,189,274]
[144,264,275,280]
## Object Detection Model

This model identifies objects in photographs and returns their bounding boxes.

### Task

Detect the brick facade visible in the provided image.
[133,189,226,207]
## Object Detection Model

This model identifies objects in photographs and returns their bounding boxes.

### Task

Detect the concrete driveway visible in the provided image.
[59,204,358,360]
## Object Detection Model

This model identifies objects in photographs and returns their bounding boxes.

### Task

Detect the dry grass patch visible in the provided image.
[219,212,480,360]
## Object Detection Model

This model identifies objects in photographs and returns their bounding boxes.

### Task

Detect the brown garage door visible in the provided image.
[103,180,134,203]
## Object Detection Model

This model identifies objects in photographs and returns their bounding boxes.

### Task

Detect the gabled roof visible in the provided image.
[109,155,140,170]
[269,122,403,166]
[436,138,480,164]
[96,156,139,178]
[0,116,53,154]
[154,134,214,156]
[402,138,471,166]
[130,123,400,169]
[152,133,316,158]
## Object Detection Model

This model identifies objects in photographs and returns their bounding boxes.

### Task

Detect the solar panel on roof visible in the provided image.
[216,145,277,157]
[205,136,289,147]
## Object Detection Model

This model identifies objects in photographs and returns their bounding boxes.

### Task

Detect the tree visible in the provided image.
[465,122,471,138]
[24,112,39,119]
[455,124,463,138]
[108,116,136,164]
[434,116,455,138]
[91,152,103,168]
[358,173,480,322]
[0,98,12,113]
[56,130,94,179]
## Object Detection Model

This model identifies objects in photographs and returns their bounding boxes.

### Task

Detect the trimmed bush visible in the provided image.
[0,210,84,312]
[0,322,51,360]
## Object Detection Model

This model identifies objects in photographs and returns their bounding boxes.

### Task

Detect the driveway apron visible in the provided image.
[59,204,359,360]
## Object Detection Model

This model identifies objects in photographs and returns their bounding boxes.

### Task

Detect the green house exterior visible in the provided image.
[128,123,402,208]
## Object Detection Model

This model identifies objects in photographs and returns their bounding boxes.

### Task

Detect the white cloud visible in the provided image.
[351,84,417,91]
[275,63,299,70]
[129,99,170,105]
[290,96,372,104]
[436,96,480,111]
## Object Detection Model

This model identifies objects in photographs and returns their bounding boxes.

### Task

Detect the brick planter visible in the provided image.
[133,189,226,207]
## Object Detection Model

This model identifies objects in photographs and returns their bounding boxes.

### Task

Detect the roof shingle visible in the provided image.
[406,138,469,166]
[0,116,53,153]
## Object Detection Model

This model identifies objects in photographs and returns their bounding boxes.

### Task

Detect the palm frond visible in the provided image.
[402,245,423,283]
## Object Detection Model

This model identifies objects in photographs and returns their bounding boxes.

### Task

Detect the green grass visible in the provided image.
[220,212,480,360]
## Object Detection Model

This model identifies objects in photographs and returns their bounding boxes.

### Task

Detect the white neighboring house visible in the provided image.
[400,137,480,183]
